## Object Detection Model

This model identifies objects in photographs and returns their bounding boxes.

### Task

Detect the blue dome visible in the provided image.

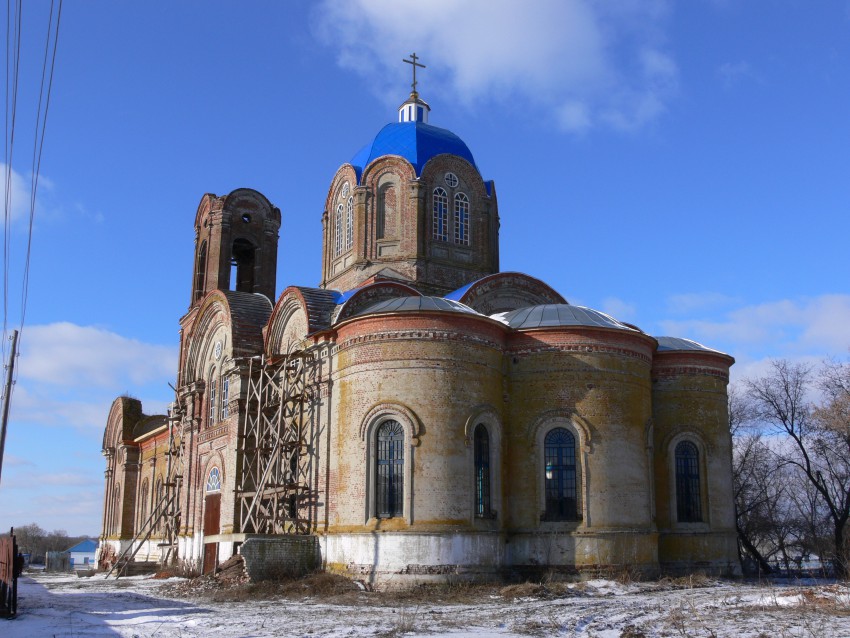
[350,122,478,181]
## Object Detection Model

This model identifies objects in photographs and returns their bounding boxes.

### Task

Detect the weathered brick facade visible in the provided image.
[99,93,740,583]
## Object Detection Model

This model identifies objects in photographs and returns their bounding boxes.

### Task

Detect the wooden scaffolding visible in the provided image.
[237,344,321,535]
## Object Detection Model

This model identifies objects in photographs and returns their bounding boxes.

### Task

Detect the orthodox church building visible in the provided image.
[98,73,740,583]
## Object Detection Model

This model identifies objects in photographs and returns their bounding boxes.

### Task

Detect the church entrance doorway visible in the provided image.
[202,492,220,574]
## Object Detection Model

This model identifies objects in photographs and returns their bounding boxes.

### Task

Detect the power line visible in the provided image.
[20,0,62,339]
[3,0,22,364]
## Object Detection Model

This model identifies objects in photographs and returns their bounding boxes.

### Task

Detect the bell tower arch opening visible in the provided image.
[230,238,256,293]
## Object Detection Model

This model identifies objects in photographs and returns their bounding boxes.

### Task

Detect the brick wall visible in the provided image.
[239,536,319,581]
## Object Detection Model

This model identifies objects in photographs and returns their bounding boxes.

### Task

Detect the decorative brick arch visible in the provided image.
[359,402,422,446]
[526,409,593,453]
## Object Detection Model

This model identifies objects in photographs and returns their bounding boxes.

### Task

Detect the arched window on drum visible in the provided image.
[376,420,404,518]
[675,441,702,522]
[543,428,580,521]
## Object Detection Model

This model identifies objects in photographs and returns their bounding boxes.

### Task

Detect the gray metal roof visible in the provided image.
[491,304,639,331]
[655,336,726,354]
[353,296,481,318]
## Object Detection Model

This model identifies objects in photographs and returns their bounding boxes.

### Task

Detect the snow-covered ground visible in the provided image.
[4,571,850,637]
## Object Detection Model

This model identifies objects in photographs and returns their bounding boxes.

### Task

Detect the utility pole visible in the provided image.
[0,330,20,487]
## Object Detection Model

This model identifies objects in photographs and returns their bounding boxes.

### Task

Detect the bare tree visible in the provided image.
[730,385,777,574]
[746,360,850,576]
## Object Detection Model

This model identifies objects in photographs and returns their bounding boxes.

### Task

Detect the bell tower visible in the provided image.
[190,188,281,306]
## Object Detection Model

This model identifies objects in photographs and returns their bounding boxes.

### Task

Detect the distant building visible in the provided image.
[98,79,740,584]
[66,539,97,571]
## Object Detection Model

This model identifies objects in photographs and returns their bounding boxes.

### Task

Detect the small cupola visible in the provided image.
[398,53,430,123]
[398,91,430,123]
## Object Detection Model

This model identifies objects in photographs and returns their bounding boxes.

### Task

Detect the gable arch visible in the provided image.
[359,155,417,189]
[448,272,567,315]
[102,396,143,452]
[420,154,488,200]
[182,291,232,384]
[333,281,421,324]
[266,288,311,357]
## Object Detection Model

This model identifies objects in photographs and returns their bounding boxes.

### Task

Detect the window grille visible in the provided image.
[207,378,218,425]
[334,203,343,256]
[345,196,354,251]
[208,377,217,426]
[675,441,702,522]
[544,428,579,521]
[220,375,229,420]
[474,424,491,517]
[454,193,469,245]
[376,420,404,518]
[433,188,448,241]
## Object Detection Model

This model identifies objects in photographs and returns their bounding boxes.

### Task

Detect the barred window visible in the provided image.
[454,192,469,245]
[220,374,229,420]
[376,420,404,518]
[334,203,344,256]
[208,376,217,426]
[345,196,354,251]
[474,424,491,518]
[433,187,448,242]
[544,428,579,521]
[675,441,702,522]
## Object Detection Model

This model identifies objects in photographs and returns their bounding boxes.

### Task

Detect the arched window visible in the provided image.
[208,370,218,427]
[474,424,491,518]
[454,192,469,245]
[377,182,396,240]
[376,420,404,518]
[139,479,149,527]
[194,241,207,302]
[544,428,579,521]
[675,441,702,522]
[112,483,121,534]
[433,187,448,242]
[206,467,222,492]
[334,203,344,256]
[155,478,164,532]
[219,372,229,420]
[345,196,354,251]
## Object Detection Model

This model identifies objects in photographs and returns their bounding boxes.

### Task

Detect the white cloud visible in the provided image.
[717,60,759,89]
[601,296,637,322]
[659,294,850,362]
[2,470,102,489]
[314,0,677,133]
[17,322,176,389]
[2,454,34,467]
[666,292,739,314]
[9,385,110,431]
[0,162,31,222]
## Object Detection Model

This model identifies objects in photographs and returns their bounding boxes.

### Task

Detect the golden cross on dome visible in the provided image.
[403,52,426,95]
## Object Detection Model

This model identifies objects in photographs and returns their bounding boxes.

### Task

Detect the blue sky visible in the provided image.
[0,1,848,536]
